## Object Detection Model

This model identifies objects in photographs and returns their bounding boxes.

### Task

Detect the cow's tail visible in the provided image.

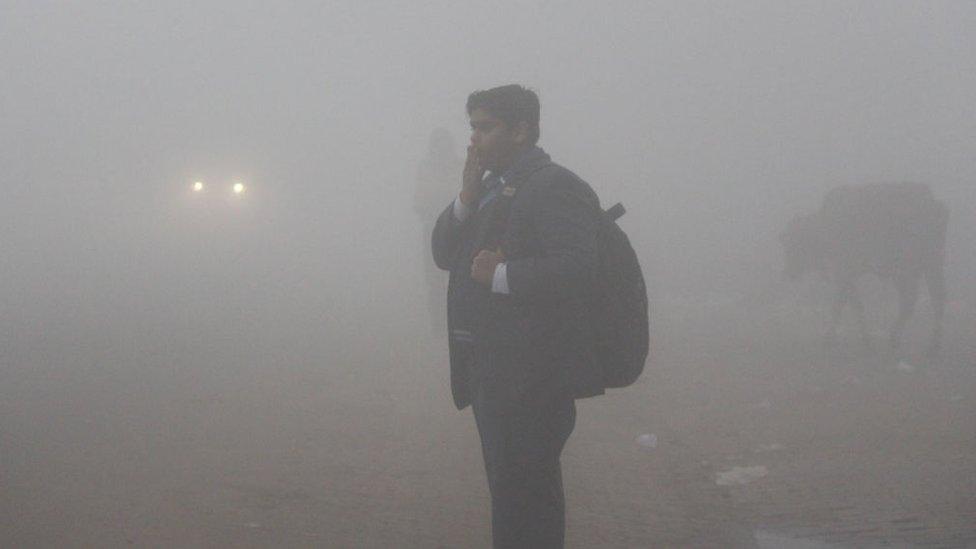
[925,200,949,351]
[923,200,949,276]
[935,201,949,244]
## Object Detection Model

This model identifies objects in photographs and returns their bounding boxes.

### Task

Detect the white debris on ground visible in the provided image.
[716,465,769,486]
[896,361,916,373]
[636,433,658,449]
[755,443,786,453]
[754,530,838,548]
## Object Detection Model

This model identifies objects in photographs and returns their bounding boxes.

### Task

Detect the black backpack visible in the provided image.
[489,173,649,390]
[590,202,649,388]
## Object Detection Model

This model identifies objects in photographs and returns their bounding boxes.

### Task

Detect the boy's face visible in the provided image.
[468,108,526,173]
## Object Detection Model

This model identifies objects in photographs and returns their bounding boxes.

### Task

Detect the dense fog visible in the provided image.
[1,2,973,547]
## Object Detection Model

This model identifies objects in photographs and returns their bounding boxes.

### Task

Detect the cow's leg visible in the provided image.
[924,262,946,357]
[847,283,872,351]
[890,273,920,353]
[828,275,855,344]
[924,205,949,358]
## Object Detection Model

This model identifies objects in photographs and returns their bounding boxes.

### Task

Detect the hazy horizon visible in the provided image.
[1,2,974,546]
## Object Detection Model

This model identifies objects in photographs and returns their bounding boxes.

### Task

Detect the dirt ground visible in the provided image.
[0,294,973,548]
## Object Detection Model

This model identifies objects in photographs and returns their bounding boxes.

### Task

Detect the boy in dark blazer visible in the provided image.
[431,84,604,548]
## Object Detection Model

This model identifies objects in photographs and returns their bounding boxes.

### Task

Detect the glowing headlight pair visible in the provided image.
[193,181,246,195]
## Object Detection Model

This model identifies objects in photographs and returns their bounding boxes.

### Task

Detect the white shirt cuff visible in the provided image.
[452,194,472,222]
[491,263,510,294]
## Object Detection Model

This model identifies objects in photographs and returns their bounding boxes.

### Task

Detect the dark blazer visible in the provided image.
[431,147,605,409]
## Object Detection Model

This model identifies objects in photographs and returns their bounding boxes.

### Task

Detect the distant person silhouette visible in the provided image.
[415,128,462,333]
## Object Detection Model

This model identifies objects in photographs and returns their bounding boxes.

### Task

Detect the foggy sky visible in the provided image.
[1,1,974,340]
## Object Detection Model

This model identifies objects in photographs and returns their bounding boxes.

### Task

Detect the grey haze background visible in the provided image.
[1,2,975,545]
[1,1,973,367]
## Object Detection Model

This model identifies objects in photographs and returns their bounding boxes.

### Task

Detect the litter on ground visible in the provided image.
[716,465,769,486]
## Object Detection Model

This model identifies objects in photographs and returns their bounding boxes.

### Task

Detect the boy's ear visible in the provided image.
[512,120,530,145]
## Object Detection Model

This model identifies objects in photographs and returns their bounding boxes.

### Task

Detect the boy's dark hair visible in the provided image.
[466,84,541,145]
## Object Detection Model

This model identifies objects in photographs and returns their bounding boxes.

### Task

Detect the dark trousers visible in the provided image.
[471,378,577,549]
